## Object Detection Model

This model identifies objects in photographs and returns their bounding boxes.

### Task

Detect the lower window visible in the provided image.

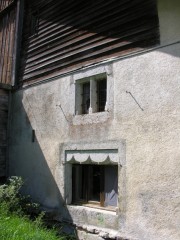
[72,164,118,208]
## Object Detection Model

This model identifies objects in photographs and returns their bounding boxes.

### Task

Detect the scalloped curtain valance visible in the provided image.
[65,149,118,165]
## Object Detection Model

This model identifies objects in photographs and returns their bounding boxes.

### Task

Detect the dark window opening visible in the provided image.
[97,79,107,112]
[81,82,90,114]
[72,164,118,208]
[79,75,107,115]
[30,11,39,36]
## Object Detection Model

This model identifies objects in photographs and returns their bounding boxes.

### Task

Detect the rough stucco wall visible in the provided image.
[9,1,180,239]
[9,78,71,209]
[9,47,180,239]
[112,44,180,240]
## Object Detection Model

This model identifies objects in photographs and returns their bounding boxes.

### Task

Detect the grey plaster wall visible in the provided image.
[9,1,180,239]
[0,88,9,178]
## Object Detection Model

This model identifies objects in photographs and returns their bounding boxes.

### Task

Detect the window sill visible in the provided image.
[73,111,110,125]
[67,204,118,216]
[65,205,119,237]
[71,202,118,213]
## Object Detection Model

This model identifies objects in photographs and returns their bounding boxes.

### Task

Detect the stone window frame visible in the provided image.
[60,140,126,218]
[71,64,114,125]
[75,73,107,115]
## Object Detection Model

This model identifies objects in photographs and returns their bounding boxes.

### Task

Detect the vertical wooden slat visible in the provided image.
[0,0,13,12]
[0,1,17,85]
[0,14,9,83]
[5,11,11,83]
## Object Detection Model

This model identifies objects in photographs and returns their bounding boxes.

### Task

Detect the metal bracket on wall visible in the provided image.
[126,91,144,111]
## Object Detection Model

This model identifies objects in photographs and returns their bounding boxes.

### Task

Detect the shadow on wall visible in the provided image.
[8,90,75,236]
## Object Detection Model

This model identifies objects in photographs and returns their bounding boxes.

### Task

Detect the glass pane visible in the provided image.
[72,165,87,202]
[89,165,100,202]
[82,82,90,114]
[97,79,107,112]
[104,166,118,207]
[72,165,103,204]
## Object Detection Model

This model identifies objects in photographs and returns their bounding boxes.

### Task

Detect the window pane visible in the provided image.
[30,12,39,36]
[72,165,87,202]
[104,166,118,207]
[97,79,107,112]
[82,82,90,114]
[72,164,118,208]
[88,165,100,202]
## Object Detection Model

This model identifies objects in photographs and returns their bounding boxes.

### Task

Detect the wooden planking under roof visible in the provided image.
[0,0,13,12]
[0,0,17,85]
[20,0,159,85]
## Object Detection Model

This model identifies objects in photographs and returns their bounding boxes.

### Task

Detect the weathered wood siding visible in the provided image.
[0,0,14,11]
[0,0,17,85]
[0,88,9,177]
[20,0,159,85]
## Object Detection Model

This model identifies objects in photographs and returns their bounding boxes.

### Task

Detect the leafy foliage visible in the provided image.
[0,176,23,208]
[0,176,40,216]
[0,176,75,240]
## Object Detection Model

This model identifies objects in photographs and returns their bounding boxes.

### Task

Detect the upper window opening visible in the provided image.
[97,79,107,112]
[30,11,39,36]
[75,73,107,115]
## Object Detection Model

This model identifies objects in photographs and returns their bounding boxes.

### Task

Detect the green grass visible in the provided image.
[0,204,68,240]
[0,177,74,240]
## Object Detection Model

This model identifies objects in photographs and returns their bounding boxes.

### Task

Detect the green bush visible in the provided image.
[0,176,40,216]
[0,176,75,240]
[0,176,23,211]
